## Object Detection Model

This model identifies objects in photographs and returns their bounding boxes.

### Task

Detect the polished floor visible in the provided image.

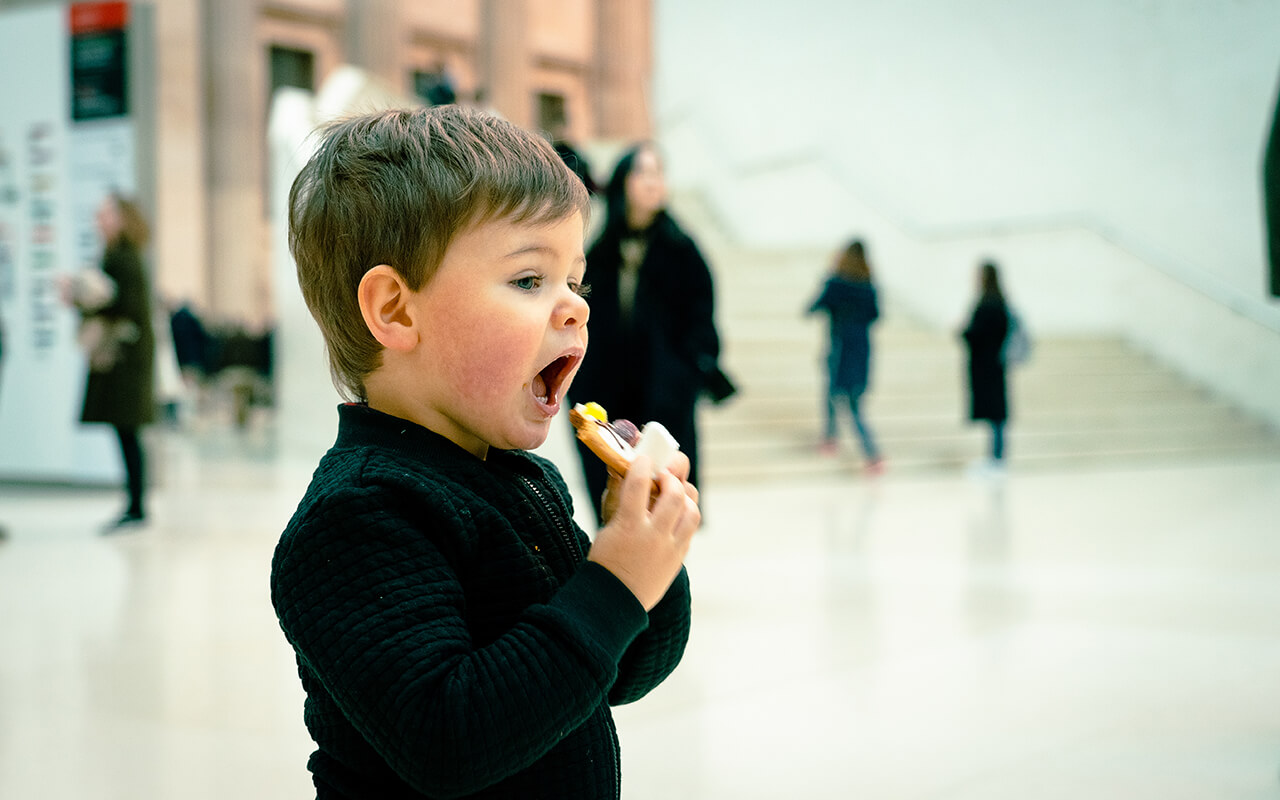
[2,415,1280,799]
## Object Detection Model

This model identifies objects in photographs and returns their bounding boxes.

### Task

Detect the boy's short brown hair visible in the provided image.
[289,104,589,400]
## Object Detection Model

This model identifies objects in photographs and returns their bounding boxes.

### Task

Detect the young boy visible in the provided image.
[271,105,699,799]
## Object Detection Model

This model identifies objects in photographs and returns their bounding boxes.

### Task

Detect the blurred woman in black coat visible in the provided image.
[62,193,156,530]
[961,261,1010,469]
[568,143,721,522]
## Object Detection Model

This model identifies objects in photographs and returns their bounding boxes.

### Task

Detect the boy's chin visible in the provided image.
[497,422,552,453]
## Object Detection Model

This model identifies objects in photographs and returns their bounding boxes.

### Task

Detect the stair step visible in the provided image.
[703,421,1276,451]
[662,192,1280,483]
[712,385,1222,410]
[704,404,1259,430]
[701,441,1280,484]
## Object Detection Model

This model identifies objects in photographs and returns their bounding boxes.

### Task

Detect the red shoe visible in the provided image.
[818,441,838,457]
[865,458,885,475]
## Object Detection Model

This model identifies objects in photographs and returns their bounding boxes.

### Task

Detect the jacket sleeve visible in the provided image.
[806,282,829,316]
[271,483,650,798]
[546,457,691,707]
[609,566,691,705]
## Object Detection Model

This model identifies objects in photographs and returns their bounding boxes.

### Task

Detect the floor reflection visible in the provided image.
[2,425,1280,799]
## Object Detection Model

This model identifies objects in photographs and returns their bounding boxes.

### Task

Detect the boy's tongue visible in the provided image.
[533,373,549,402]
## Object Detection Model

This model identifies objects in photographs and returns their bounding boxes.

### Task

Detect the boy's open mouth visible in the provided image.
[532,354,579,406]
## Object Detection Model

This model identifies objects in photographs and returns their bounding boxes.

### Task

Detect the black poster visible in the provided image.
[70,26,128,120]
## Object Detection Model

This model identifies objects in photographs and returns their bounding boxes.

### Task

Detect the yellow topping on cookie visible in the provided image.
[581,402,608,423]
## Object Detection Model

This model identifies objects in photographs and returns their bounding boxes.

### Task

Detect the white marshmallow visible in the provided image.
[632,421,680,478]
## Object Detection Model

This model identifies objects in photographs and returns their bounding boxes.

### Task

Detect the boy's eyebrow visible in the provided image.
[504,244,586,265]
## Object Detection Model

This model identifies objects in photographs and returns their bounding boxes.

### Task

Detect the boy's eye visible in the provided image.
[512,275,542,291]
[572,281,591,299]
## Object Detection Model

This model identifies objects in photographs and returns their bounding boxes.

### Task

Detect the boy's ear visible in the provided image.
[358,265,417,351]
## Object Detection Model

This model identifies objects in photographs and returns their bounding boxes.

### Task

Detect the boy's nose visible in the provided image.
[557,291,589,329]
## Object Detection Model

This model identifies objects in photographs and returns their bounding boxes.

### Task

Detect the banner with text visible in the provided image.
[0,1,141,483]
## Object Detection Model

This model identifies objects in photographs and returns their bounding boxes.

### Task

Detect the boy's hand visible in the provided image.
[56,274,74,307]
[588,454,699,611]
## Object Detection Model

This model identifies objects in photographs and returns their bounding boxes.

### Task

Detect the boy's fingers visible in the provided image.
[649,471,691,531]
[619,456,655,510]
[675,500,701,542]
[665,452,691,483]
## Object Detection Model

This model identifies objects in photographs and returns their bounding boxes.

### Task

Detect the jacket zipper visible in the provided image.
[517,473,583,567]
[518,472,621,798]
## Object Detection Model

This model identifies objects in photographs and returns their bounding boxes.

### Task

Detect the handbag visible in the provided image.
[1001,310,1032,367]
[79,316,138,372]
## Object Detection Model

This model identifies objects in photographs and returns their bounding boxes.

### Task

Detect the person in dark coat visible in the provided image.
[1265,67,1280,297]
[807,238,883,471]
[62,192,156,530]
[553,139,597,195]
[961,260,1011,470]
[568,143,722,523]
[0,305,6,538]
[168,302,210,377]
[546,113,597,195]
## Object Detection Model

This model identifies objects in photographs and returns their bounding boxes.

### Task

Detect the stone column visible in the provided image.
[480,0,530,127]
[345,0,405,94]
[203,0,265,325]
[595,0,652,139]
[153,0,207,309]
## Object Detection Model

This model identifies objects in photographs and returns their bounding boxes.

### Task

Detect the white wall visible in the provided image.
[653,0,1280,426]
[0,3,131,484]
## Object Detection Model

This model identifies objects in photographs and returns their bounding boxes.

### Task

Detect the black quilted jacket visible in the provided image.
[271,404,692,799]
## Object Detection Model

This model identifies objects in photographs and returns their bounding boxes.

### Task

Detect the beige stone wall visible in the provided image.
[260,6,343,81]
[404,0,480,43]
[595,0,652,138]
[529,0,596,142]
[152,0,207,310]
[265,0,343,17]
[530,0,594,63]
[147,0,650,326]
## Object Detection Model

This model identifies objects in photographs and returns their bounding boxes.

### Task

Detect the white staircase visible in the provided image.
[673,194,1280,483]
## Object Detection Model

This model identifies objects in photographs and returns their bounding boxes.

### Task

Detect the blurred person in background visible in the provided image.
[569,143,721,523]
[806,238,883,473]
[60,192,156,531]
[961,260,1011,475]
[0,303,6,538]
[1265,69,1280,296]
[545,112,597,196]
